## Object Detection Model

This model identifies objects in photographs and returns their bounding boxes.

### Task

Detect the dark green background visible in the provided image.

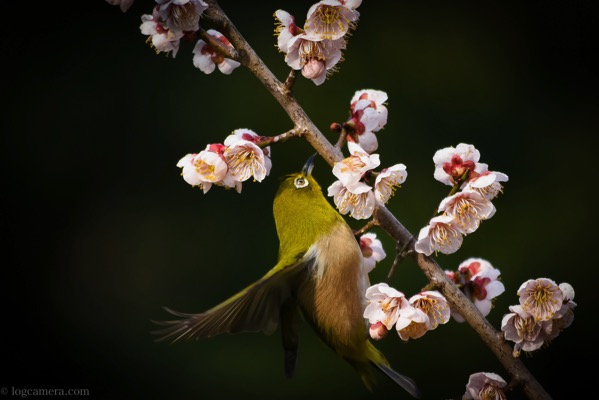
[2,1,596,399]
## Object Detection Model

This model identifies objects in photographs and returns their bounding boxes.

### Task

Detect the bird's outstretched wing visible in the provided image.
[151,253,313,343]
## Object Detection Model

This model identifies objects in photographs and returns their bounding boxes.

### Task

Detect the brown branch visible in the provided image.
[202,2,551,399]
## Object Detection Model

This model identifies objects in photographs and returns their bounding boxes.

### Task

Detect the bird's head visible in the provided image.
[275,153,323,201]
[273,153,342,252]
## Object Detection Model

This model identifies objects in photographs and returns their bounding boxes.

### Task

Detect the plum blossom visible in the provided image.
[106,0,135,13]
[374,164,407,204]
[359,233,386,273]
[414,214,463,256]
[363,283,411,331]
[156,0,208,32]
[502,280,576,356]
[193,29,240,74]
[350,89,388,132]
[274,10,303,53]
[140,12,184,57]
[411,291,451,330]
[223,129,272,182]
[463,170,509,200]
[463,372,507,400]
[332,141,380,186]
[177,129,272,194]
[327,142,407,218]
[438,190,496,234]
[395,306,428,341]
[364,283,424,341]
[447,258,505,322]
[177,144,241,193]
[327,142,382,219]
[433,143,484,186]
[501,305,547,356]
[304,0,360,40]
[397,291,450,341]
[346,89,388,153]
[544,282,576,342]
[177,153,206,189]
[285,33,346,85]
[327,180,375,220]
[518,278,563,321]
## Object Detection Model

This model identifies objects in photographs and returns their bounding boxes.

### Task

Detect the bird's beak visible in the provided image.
[302,153,317,176]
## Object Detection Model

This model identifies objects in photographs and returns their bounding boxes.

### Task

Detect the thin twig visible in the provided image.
[198,28,239,60]
[386,240,413,283]
[334,125,347,148]
[257,128,301,146]
[283,69,296,94]
[353,219,377,237]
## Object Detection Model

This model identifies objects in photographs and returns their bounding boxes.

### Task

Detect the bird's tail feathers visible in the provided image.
[373,361,422,398]
[366,342,422,398]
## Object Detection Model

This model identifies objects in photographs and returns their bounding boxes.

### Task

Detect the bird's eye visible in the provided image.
[294,176,309,189]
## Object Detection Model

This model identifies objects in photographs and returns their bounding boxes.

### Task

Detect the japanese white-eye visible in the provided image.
[153,154,421,398]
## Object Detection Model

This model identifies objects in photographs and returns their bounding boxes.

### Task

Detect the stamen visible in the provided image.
[307,5,347,39]
[171,2,197,31]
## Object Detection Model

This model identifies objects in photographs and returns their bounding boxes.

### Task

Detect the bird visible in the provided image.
[152,153,421,398]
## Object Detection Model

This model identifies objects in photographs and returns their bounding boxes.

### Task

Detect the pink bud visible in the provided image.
[301,59,326,80]
[369,322,388,340]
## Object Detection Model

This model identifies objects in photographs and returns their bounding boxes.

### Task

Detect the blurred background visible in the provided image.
[2,0,596,398]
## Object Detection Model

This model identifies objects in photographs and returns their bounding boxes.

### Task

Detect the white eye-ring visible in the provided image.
[294,176,309,189]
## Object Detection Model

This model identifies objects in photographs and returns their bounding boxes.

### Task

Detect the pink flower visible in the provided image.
[397,291,450,340]
[327,180,375,220]
[304,0,360,40]
[177,144,241,193]
[363,283,411,330]
[449,258,505,322]
[332,141,380,187]
[433,143,484,186]
[464,372,507,400]
[412,291,450,330]
[395,306,428,341]
[543,283,576,342]
[346,89,388,153]
[350,89,388,132]
[140,12,184,57]
[156,0,207,32]
[374,164,407,205]
[359,233,386,273]
[438,191,496,234]
[274,10,303,53]
[518,278,563,321]
[285,33,346,85]
[223,129,271,182]
[414,214,463,256]
[501,305,548,356]
[463,169,509,200]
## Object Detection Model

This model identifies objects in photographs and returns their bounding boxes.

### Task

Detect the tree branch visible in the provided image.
[203,2,551,399]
